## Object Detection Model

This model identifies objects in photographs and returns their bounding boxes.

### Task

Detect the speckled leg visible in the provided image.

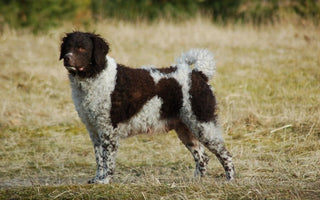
[86,127,105,184]
[100,132,119,184]
[197,124,235,181]
[213,145,235,181]
[88,131,119,184]
[179,119,235,181]
[88,144,105,184]
[173,121,209,177]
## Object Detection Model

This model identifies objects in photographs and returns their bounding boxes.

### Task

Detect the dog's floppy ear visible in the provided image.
[59,36,67,60]
[90,34,109,68]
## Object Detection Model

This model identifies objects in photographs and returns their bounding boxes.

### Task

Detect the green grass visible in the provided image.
[0,18,320,199]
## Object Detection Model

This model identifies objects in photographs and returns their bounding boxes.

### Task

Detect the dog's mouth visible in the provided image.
[64,60,86,73]
[63,55,86,73]
[65,65,85,72]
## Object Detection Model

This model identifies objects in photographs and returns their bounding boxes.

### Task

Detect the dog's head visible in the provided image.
[59,31,109,78]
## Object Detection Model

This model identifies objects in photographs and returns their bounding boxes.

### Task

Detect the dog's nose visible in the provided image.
[64,52,72,60]
[63,53,73,66]
[64,55,70,62]
[63,53,74,65]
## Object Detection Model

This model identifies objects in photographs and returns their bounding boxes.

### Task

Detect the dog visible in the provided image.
[59,31,235,184]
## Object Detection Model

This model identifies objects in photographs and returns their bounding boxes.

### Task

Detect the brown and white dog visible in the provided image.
[59,31,235,184]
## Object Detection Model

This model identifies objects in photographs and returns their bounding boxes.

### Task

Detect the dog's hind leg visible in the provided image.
[195,123,235,181]
[172,121,209,177]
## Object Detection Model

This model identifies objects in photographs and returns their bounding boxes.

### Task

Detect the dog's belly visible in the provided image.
[117,96,167,137]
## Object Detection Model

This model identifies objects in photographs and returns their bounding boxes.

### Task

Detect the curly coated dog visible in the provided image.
[59,31,235,184]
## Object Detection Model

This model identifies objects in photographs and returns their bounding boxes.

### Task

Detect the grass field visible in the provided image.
[0,18,320,199]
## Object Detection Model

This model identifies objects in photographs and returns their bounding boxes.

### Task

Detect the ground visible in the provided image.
[0,18,319,199]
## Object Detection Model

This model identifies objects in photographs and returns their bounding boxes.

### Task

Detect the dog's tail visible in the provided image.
[176,49,216,80]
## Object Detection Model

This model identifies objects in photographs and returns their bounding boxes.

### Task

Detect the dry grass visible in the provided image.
[0,18,320,199]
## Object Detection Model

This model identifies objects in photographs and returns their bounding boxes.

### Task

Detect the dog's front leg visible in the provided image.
[88,131,119,184]
[101,135,119,184]
[87,142,105,184]
[96,130,119,184]
[85,126,106,184]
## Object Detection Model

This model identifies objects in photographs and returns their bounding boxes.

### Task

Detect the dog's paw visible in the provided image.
[88,177,98,184]
[88,176,111,184]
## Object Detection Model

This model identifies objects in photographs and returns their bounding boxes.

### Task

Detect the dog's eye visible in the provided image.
[78,47,86,52]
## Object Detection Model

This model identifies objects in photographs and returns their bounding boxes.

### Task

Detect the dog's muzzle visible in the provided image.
[63,53,80,72]
[63,53,86,73]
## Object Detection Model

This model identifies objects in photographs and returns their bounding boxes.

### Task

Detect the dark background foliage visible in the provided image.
[0,0,319,32]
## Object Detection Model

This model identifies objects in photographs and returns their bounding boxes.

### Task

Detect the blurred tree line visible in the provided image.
[0,0,319,32]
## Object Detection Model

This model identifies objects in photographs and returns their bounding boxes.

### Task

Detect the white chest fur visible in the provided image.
[69,56,117,132]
